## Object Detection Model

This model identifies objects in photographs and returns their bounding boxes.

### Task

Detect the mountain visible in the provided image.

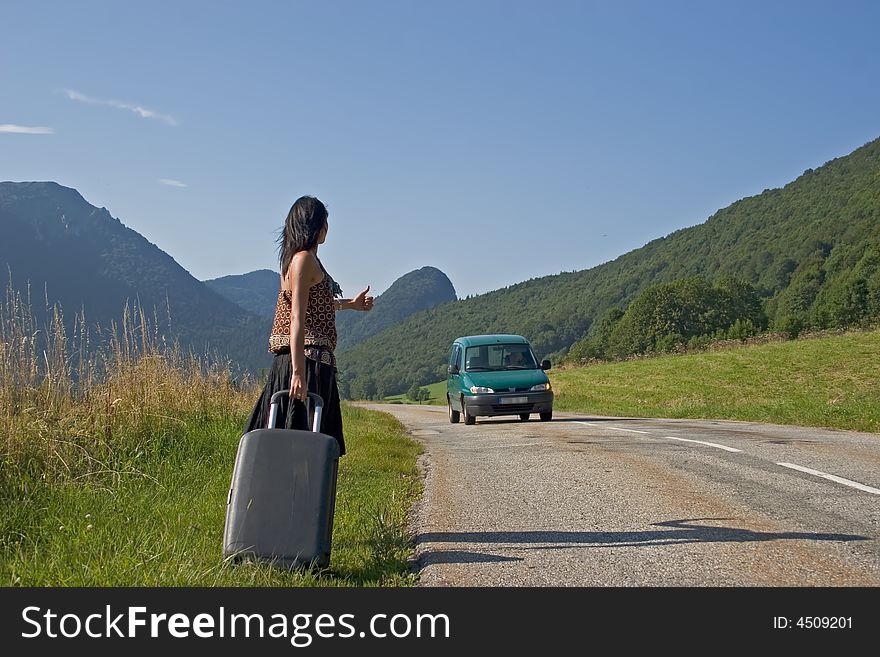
[336,136,880,395]
[204,269,279,318]
[335,266,456,352]
[0,182,458,379]
[205,265,457,353]
[0,181,271,374]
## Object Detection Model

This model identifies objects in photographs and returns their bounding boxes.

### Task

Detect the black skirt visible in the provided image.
[244,350,346,456]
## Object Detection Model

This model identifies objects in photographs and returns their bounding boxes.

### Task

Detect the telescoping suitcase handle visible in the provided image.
[268,391,324,433]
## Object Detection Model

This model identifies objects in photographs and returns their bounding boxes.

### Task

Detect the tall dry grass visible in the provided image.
[1,283,423,587]
[0,282,255,490]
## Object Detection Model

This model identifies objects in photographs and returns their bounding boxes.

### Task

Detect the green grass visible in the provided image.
[384,380,447,405]
[0,404,422,586]
[551,329,880,433]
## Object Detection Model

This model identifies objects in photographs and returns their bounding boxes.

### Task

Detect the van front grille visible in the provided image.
[491,404,534,413]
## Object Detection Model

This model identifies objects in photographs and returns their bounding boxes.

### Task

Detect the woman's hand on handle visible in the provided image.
[289,372,307,403]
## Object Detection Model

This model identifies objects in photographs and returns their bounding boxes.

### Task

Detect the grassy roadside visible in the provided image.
[1,403,421,586]
[1,290,422,586]
[551,329,880,433]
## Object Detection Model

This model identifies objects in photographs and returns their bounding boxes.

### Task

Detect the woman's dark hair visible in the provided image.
[278,196,328,275]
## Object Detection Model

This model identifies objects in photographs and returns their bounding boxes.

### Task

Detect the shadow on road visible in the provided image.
[420,551,522,566]
[417,517,870,551]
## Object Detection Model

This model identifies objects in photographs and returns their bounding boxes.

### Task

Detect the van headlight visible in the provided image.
[470,386,494,394]
[530,383,551,391]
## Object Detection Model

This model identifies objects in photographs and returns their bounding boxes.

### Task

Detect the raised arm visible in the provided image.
[335,285,374,312]
[287,252,323,401]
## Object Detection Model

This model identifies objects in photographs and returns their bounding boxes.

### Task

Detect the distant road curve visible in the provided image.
[362,403,880,586]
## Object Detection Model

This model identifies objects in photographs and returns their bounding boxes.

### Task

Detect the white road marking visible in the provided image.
[446,412,880,497]
[664,436,742,453]
[601,425,650,434]
[776,462,880,495]
[575,423,740,453]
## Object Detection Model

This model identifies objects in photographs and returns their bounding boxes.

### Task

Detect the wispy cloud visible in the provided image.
[0,124,55,134]
[63,89,178,126]
[159,178,188,188]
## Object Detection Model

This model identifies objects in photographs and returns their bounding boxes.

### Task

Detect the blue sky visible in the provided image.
[2,0,879,299]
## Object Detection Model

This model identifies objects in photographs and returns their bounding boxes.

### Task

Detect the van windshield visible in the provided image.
[464,344,538,371]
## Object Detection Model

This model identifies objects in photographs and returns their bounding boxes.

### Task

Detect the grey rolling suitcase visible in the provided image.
[222,391,340,569]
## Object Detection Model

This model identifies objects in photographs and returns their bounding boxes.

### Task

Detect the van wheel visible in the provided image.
[448,396,460,423]
[462,397,476,425]
[519,413,530,421]
[540,411,553,422]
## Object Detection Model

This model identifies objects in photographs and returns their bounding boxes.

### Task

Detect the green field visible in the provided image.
[1,403,421,586]
[384,380,447,405]
[383,330,880,433]
[551,330,880,433]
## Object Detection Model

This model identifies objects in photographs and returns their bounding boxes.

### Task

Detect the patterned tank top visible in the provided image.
[268,258,341,366]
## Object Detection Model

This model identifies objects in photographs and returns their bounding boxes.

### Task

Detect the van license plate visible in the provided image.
[499,397,528,404]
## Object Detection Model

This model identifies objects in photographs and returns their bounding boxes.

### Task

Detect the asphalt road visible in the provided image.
[362,403,880,586]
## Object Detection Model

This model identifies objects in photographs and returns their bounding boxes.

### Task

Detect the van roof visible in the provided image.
[453,334,530,347]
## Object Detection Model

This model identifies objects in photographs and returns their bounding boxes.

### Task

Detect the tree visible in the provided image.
[567,306,624,361]
[336,370,351,400]
[407,384,431,404]
[604,276,767,358]
[349,375,377,400]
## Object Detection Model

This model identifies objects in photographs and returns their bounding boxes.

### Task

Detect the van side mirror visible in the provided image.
[541,360,551,371]
[448,364,459,375]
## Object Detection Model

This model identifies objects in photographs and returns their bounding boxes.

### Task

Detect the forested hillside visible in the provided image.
[337,137,880,396]
[204,269,279,318]
[335,266,456,352]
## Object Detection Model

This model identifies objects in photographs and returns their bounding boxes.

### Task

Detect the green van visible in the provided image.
[446,334,553,425]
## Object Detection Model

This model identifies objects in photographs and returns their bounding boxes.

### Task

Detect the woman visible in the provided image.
[245,195,373,455]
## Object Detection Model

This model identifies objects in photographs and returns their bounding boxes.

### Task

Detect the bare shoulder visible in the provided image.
[287,251,323,289]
